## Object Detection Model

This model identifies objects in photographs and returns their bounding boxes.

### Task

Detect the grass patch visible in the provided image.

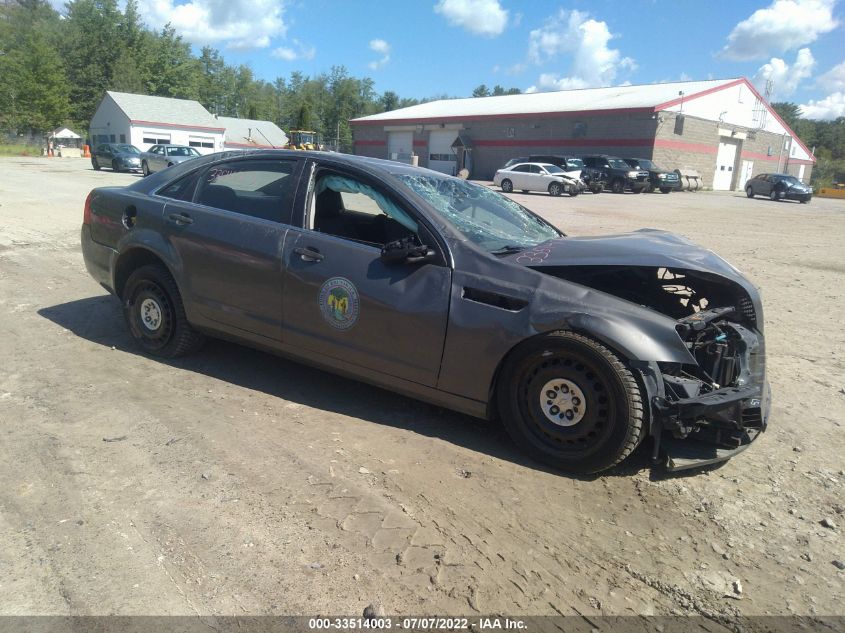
[0,144,41,157]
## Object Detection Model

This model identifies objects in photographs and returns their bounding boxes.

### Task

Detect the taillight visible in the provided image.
[83,191,93,225]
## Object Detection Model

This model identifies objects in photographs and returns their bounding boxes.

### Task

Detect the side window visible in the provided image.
[309,172,419,248]
[511,165,529,173]
[194,159,298,223]
[529,165,542,174]
[158,172,200,202]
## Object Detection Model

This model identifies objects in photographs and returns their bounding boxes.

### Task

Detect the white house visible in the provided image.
[217,116,288,150]
[89,91,226,154]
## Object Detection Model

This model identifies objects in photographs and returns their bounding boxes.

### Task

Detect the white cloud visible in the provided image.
[368,39,391,70]
[434,0,508,37]
[753,47,815,98]
[816,60,845,91]
[720,0,837,61]
[799,92,845,119]
[271,40,316,62]
[526,9,636,90]
[137,0,287,49]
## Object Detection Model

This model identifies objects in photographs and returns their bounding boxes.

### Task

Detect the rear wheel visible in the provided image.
[142,161,149,177]
[611,179,625,194]
[548,182,563,197]
[522,189,529,194]
[500,179,513,193]
[122,264,204,358]
[496,331,644,473]
[746,186,754,198]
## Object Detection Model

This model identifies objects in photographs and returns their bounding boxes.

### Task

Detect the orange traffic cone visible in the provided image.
[83,144,91,158]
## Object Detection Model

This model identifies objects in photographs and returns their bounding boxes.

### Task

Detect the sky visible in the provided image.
[65,0,845,119]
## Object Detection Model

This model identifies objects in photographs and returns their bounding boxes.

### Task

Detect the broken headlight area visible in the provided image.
[653,307,769,470]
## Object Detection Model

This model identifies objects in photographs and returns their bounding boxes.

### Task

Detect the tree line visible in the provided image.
[0,0,521,152]
[772,103,845,187]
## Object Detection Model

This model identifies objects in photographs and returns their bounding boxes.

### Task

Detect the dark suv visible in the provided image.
[582,155,649,193]
[622,158,680,194]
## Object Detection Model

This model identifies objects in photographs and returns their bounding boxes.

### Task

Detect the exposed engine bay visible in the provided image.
[537,264,769,470]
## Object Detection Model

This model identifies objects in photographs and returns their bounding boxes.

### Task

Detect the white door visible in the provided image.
[798,164,806,182]
[428,130,458,175]
[713,141,738,190]
[388,132,413,163]
[738,160,754,190]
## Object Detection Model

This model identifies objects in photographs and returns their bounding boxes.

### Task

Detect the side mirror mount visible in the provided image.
[380,237,435,265]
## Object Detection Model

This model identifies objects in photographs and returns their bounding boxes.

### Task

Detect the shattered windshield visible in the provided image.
[396,174,561,253]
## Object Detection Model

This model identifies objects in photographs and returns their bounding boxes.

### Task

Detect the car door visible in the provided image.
[159,157,304,341]
[98,144,112,164]
[509,164,530,189]
[756,175,771,196]
[281,162,452,387]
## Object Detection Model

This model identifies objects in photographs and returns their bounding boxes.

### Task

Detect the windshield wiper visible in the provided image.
[490,245,527,256]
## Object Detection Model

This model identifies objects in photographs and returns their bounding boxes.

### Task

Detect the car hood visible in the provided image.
[507,229,748,284]
[786,182,811,192]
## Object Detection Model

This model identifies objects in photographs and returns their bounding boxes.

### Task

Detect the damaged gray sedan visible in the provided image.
[81,151,769,473]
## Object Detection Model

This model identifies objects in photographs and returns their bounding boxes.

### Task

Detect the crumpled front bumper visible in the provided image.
[657,381,770,470]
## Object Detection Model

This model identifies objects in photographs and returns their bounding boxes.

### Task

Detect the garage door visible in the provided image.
[428,130,458,175]
[713,141,739,190]
[388,132,413,163]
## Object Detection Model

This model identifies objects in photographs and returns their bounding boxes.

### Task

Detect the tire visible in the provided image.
[631,187,643,194]
[611,179,625,194]
[92,158,100,170]
[496,331,644,473]
[500,179,513,193]
[112,160,121,173]
[591,185,602,194]
[568,188,580,197]
[122,264,204,358]
[522,190,529,194]
[746,186,754,198]
[548,182,563,197]
[644,182,655,193]
[142,161,149,177]
[660,187,672,194]
[800,199,809,204]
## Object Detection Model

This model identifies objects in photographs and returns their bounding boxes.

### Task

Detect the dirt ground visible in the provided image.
[0,157,843,620]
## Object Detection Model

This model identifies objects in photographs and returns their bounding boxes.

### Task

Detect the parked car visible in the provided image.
[493,162,584,196]
[622,158,681,193]
[141,144,201,176]
[502,155,599,193]
[81,150,769,473]
[745,173,812,203]
[91,143,142,173]
[582,155,650,193]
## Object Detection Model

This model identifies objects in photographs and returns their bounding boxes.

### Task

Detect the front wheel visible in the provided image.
[568,188,580,197]
[769,189,779,201]
[122,264,204,358]
[92,158,100,170]
[500,179,513,193]
[496,331,644,473]
[548,182,563,197]
[142,161,149,177]
[660,187,672,194]
[611,179,625,194]
[112,160,121,172]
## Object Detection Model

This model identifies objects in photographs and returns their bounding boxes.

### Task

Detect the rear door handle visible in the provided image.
[294,246,324,262]
[167,212,193,226]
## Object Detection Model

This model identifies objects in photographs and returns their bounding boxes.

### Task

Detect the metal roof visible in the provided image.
[351,79,741,123]
[217,116,289,148]
[107,91,223,130]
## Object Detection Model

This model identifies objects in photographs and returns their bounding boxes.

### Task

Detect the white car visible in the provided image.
[493,162,584,197]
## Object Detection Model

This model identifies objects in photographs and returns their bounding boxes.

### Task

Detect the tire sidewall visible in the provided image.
[497,333,641,473]
[549,182,562,196]
[123,269,177,354]
[501,179,513,193]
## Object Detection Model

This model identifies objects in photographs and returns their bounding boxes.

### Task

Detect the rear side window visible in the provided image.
[194,160,299,223]
[158,173,200,202]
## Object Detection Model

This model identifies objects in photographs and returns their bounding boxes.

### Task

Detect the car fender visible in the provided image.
[112,229,186,299]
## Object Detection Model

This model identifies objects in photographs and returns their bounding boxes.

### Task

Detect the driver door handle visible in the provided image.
[294,246,324,262]
[167,212,193,226]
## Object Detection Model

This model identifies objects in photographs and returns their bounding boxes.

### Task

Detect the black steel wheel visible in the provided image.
[500,179,513,193]
[611,179,625,194]
[548,182,563,196]
[496,331,644,473]
[122,264,204,358]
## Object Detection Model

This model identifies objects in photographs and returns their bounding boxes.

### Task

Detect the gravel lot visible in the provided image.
[1,157,843,619]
